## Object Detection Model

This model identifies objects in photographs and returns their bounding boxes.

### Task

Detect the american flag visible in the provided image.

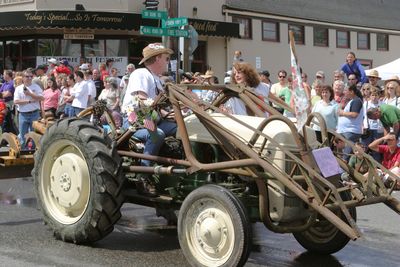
[143,116,156,132]
[290,32,309,131]
[128,111,137,124]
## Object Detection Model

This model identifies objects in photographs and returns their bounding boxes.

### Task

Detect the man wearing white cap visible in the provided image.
[122,43,175,196]
[47,58,58,76]
[120,63,135,89]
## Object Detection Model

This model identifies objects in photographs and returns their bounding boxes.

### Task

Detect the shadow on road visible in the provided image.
[292,252,343,267]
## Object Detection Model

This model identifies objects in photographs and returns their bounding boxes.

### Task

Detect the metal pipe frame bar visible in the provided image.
[166,84,360,240]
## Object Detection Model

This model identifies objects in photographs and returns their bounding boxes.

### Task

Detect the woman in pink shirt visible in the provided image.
[43,76,61,117]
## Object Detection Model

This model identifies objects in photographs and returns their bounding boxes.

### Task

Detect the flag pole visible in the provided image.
[288,30,309,131]
[289,31,297,63]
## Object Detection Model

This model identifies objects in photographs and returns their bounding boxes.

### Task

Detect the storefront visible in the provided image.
[0,10,239,74]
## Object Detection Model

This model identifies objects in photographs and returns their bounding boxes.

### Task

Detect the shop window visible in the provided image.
[61,40,81,57]
[336,30,350,48]
[288,24,305,44]
[106,40,128,57]
[4,40,35,71]
[357,32,370,50]
[191,41,207,73]
[358,59,372,69]
[21,39,36,69]
[83,40,105,57]
[262,20,279,42]
[38,39,61,56]
[314,27,328,47]
[232,16,252,39]
[377,33,388,51]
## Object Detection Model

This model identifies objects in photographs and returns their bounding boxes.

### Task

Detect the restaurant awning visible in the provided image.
[0,10,144,31]
[188,18,239,38]
[0,10,239,38]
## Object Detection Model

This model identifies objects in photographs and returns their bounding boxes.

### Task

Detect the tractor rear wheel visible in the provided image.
[33,118,124,243]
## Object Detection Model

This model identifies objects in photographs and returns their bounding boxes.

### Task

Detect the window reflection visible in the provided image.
[106,39,128,56]
[84,40,105,57]
[38,39,61,56]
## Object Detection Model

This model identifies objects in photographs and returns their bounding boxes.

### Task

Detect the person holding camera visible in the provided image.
[13,69,44,147]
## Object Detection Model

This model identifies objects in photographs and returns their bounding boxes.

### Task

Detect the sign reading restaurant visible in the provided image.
[0,0,33,5]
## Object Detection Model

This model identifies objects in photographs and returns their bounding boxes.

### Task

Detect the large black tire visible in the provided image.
[293,192,357,254]
[33,118,124,243]
[178,184,252,267]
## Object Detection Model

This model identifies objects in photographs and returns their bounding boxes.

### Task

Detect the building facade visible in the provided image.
[0,0,239,78]
[223,0,400,83]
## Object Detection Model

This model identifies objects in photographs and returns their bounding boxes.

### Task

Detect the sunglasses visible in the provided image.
[278,75,286,78]
[24,75,33,78]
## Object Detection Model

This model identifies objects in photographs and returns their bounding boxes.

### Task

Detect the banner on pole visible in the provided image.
[289,31,309,131]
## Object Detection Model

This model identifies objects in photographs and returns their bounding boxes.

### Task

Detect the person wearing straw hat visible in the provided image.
[367,69,382,91]
[122,43,175,196]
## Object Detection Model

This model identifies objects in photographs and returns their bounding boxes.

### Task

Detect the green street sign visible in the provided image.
[162,17,188,28]
[140,26,165,36]
[166,28,190,37]
[140,26,190,38]
[141,10,168,20]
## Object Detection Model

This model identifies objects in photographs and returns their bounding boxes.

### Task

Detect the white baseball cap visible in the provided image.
[48,58,58,64]
[79,63,89,70]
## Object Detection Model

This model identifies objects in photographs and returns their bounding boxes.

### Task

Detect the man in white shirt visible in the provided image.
[68,71,89,117]
[13,69,44,147]
[83,70,97,106]
[119,63,135,89]
[122,43,174,196]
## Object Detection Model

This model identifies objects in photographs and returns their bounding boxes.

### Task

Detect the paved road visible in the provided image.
[0,177,399,267]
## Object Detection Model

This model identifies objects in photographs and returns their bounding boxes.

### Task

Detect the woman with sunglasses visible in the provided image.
[383,79,400,109]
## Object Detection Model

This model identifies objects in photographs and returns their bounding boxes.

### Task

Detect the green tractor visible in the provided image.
[31,83,400,267]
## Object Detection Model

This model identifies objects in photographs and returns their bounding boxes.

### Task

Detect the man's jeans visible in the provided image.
[123,117,177,166]
[72,106,84,117]
[18,110,40,147]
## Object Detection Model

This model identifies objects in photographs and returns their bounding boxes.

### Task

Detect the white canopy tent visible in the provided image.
[365,58,400,80]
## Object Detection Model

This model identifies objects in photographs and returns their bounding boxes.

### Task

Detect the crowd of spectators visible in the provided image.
[0,50,399,189]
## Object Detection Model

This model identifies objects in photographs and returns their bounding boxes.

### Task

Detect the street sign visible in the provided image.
[140,26,165,36]
[162,17,188,28]
[140,26,190,38]
[166,28,190,38]
[141,10,167,20]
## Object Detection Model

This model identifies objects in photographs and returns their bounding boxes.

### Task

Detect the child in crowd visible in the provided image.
[348,142,369,174]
